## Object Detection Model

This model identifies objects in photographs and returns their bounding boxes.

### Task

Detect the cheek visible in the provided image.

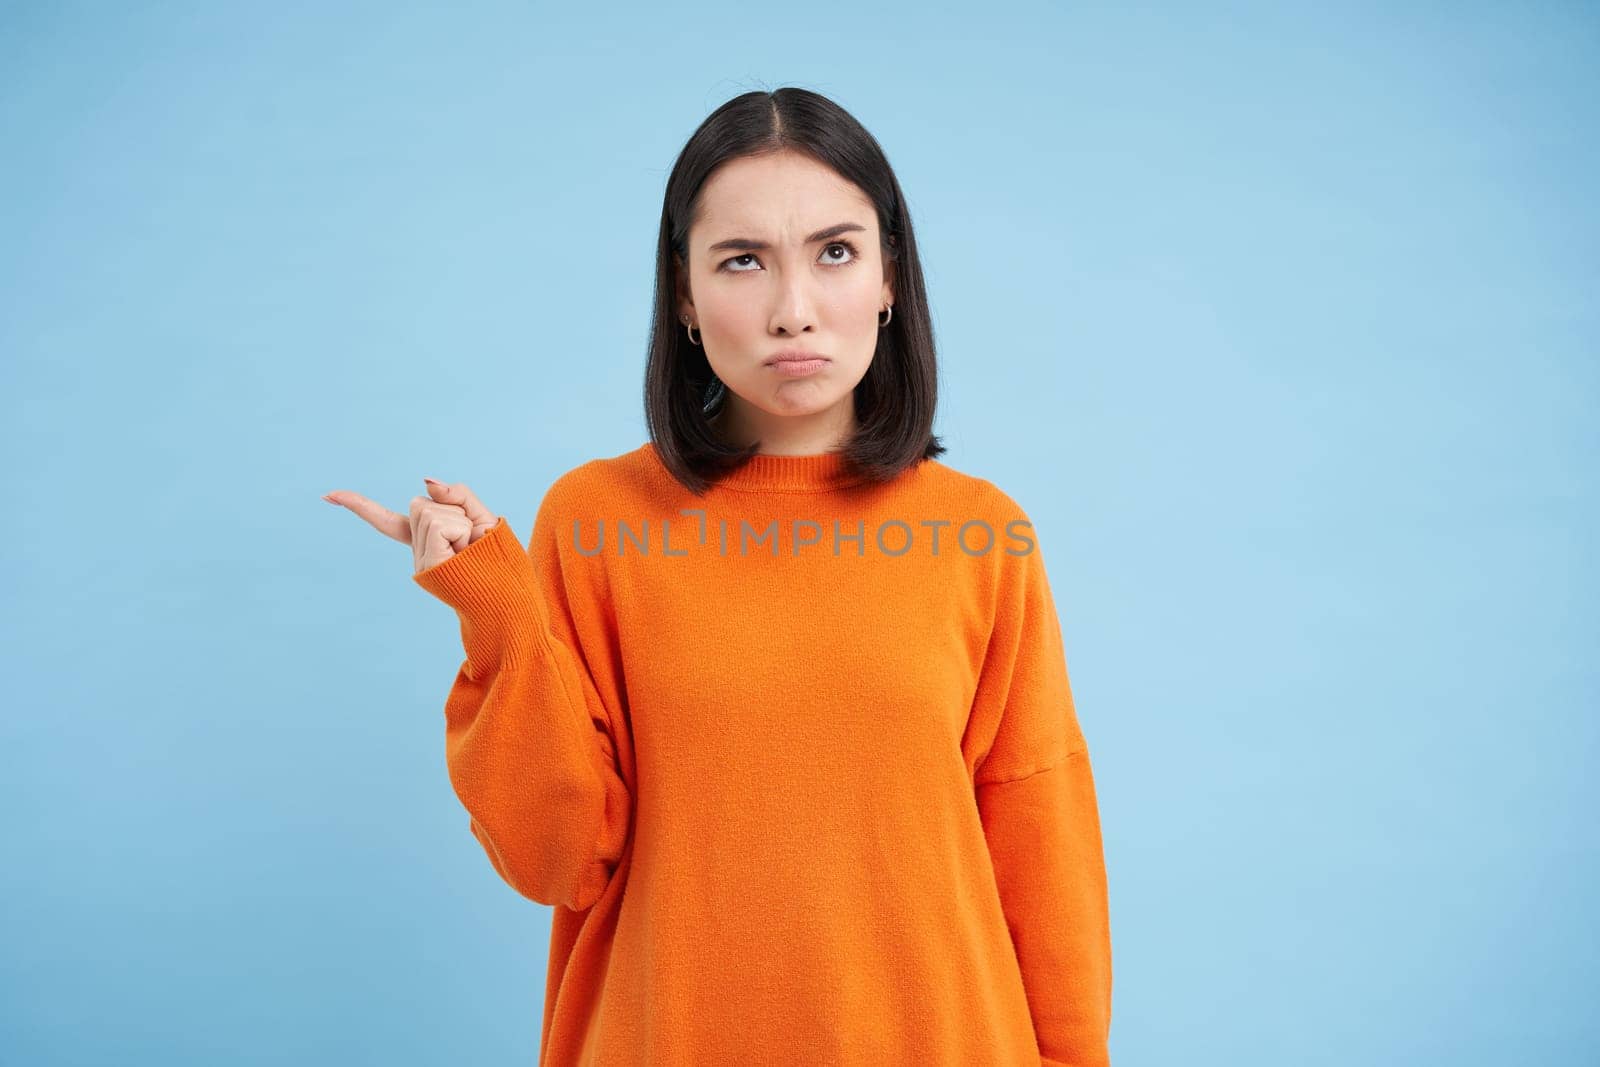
[697,287,761,337]
[833,273,885,321]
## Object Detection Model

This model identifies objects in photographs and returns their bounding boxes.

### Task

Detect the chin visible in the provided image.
[764,389,852,416]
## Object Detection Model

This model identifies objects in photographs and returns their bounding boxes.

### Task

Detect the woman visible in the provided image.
[324,87,1113,1067]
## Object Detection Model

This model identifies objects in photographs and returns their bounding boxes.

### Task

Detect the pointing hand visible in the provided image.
[323,479,500,574]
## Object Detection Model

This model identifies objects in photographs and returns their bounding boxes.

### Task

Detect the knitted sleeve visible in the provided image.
[412,479,631,913]
[971,528,1113,1067]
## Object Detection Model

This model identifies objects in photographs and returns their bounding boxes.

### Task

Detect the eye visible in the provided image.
[820,239,859,265]
[718,239,862,273]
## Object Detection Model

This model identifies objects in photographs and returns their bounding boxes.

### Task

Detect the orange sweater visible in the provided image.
[413,442,1113,1066]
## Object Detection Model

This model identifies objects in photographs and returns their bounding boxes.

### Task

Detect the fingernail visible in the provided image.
[322,494,342,506]
[423,477,443,486]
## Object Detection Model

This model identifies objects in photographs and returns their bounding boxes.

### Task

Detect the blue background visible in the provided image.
[3,2,1595,1064]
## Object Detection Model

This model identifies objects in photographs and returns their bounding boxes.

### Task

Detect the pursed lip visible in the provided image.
[765,349,829,365]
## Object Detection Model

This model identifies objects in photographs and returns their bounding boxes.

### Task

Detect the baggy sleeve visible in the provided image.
[970,530,1113,1067]
[411,482,631,913]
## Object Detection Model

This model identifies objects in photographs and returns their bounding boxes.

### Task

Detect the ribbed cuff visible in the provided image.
[412,515,548,661]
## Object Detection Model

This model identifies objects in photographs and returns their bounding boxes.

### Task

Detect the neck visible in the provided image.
[711,394,857,456]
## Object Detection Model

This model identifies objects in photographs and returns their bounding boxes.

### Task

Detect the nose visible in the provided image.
[767,262,819,337]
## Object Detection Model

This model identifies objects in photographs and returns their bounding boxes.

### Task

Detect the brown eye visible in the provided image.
[823,241,859,265]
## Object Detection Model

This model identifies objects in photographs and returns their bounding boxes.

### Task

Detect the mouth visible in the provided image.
[765,353,830,377]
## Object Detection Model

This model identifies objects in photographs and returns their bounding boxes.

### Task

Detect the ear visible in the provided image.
[673,252,695,321]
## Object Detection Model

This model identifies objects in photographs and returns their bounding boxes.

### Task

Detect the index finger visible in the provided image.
[324,490,412,544]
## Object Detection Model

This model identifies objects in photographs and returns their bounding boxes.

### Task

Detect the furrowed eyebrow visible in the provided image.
[707,221,867,254]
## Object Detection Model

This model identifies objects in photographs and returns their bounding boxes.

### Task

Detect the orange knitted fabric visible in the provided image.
[413,442,1113,1066]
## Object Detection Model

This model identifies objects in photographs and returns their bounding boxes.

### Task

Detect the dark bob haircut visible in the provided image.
[644,87,946,496]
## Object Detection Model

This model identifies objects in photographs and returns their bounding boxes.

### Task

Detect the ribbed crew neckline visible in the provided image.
[719,449,869,492]
[644,442,873,493]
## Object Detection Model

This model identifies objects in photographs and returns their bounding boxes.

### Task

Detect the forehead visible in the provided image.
[695,151,876,237]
